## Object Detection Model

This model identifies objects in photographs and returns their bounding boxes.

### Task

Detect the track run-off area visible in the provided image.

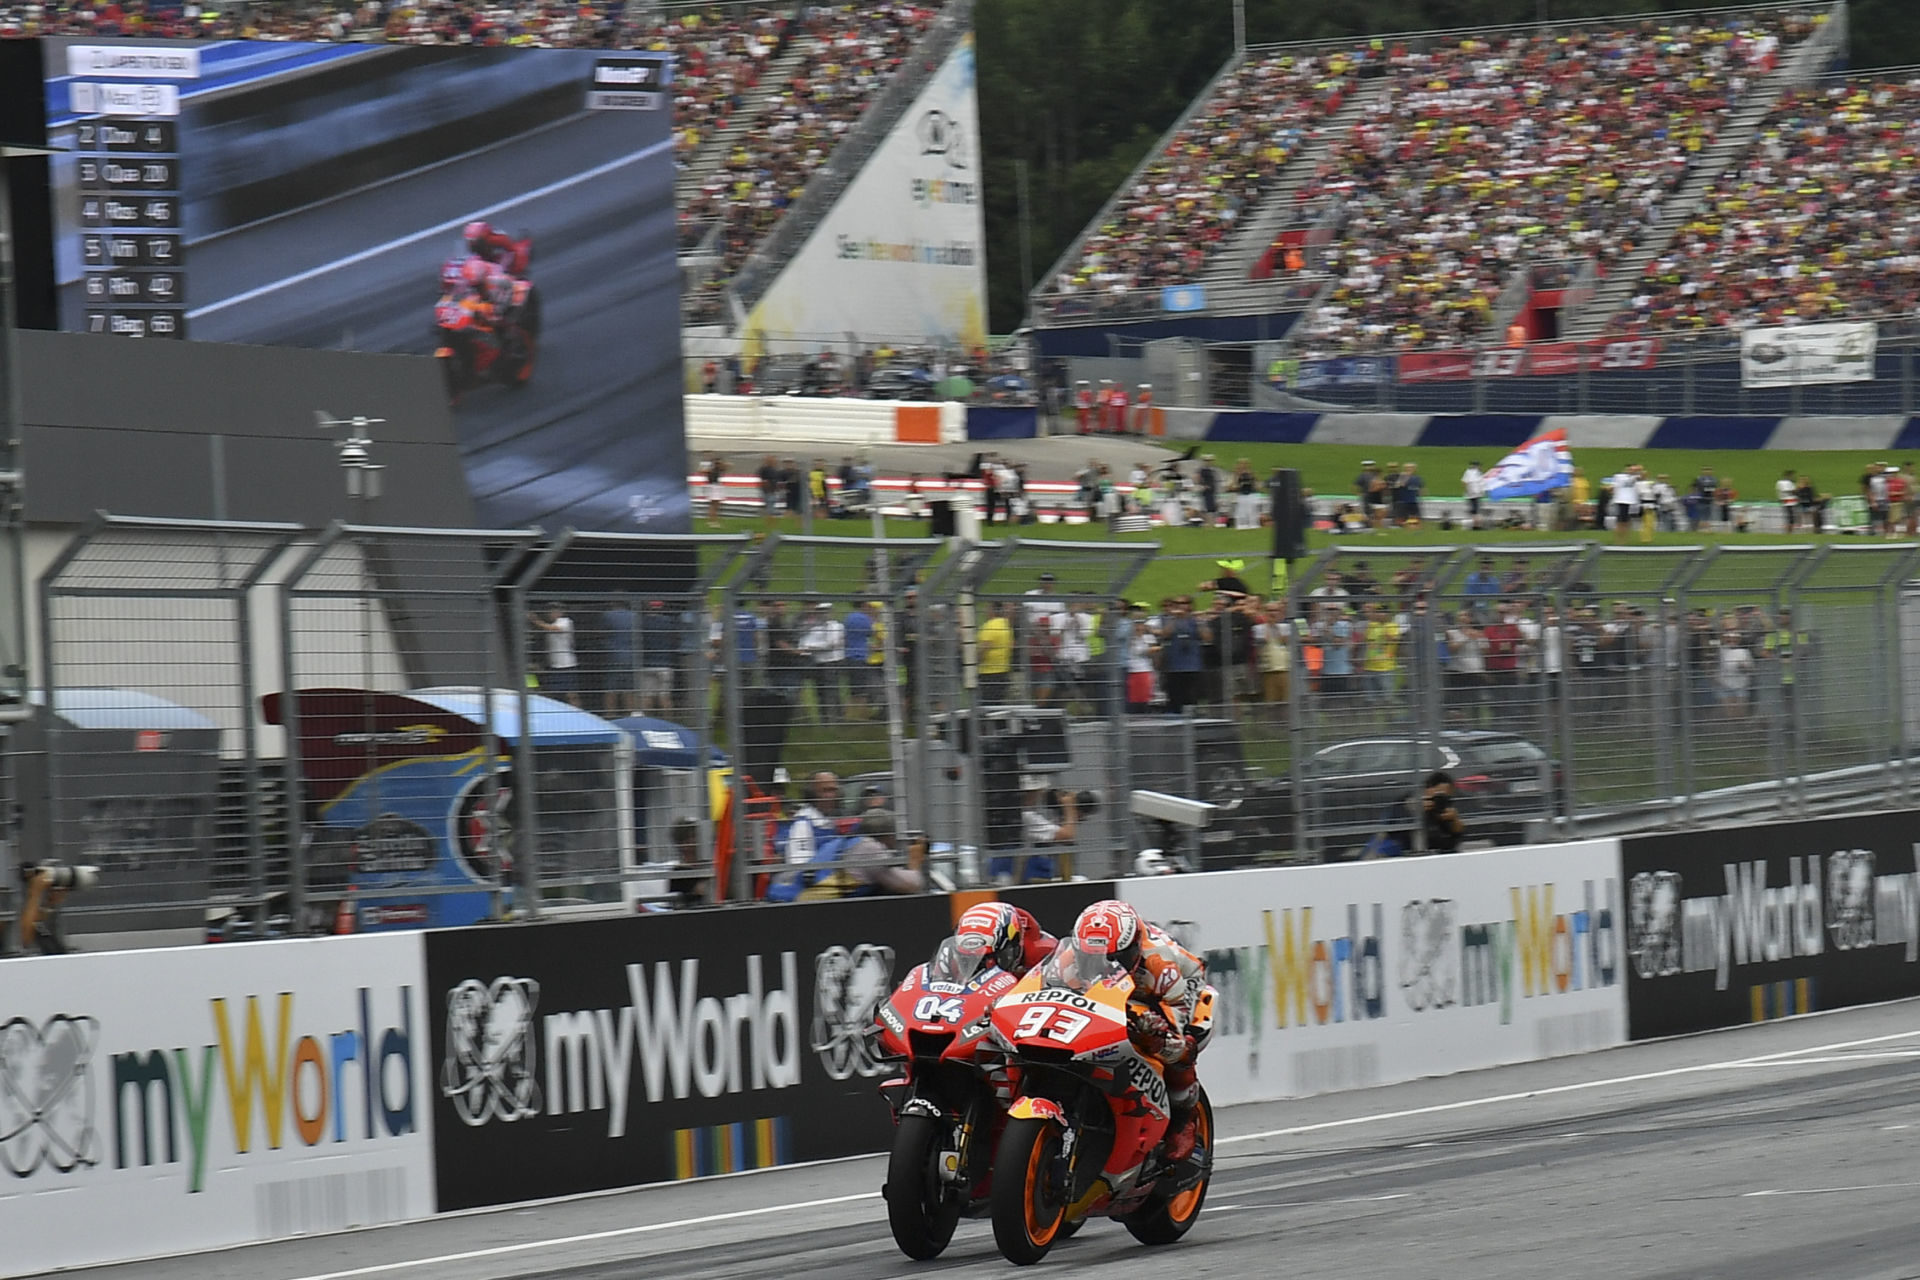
[60,1000,1920,1280]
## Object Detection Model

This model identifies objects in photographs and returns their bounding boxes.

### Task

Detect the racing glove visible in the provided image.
[1128,1006,1179,1058]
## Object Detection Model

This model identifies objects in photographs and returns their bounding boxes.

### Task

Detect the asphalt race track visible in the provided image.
[52,1001,1920,1280]
[139,107,683,529]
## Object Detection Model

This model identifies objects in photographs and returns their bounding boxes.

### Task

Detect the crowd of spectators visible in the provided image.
[1044,47,1369,305]
[680,1,944,319]
[1606,76,1920,336]
[1292,9,1819,356]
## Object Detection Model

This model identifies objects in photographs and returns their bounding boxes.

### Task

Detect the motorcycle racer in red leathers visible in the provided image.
[1071,900,1213,1161]
[464,219,531,278]
[952,901,1057,979]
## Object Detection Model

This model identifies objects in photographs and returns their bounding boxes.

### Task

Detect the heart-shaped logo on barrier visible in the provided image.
[0,1015,101,1177]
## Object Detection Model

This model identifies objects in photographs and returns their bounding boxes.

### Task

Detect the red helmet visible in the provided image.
[1073,899,1142,971]
[956,902,1024,974]
[463,220,494,253]
[461,257,491,289]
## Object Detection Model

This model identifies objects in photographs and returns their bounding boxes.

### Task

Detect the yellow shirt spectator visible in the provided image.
[1363,619,1401,673]
[978,614,1013,677]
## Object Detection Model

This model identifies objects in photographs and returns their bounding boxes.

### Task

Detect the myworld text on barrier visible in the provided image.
[1622,810,1920,1040]
[0,934,432,1278]
[1116,841,1626,1105]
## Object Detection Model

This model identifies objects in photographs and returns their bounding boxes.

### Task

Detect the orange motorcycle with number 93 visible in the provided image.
[986,937,1215,1264]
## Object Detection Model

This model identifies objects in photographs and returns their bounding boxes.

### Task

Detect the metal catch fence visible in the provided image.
[14,519,1920,946]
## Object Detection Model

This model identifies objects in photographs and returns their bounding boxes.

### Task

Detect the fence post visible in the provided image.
[276,523,345,933]
[1886,546,1920,806]
[1782,545,1828,819]
[508,532,575,920]
[232,533,300,930]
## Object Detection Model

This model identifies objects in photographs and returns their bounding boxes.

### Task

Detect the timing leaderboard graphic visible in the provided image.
[35,38,689,534]
[64,45,191,338]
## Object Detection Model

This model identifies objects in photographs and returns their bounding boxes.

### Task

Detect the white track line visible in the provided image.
[1217,1029,1920,1146]
[275,1027,1920,1280]
[187,136,671,320]
[193,113,583,247]
[283,1192,876,1280]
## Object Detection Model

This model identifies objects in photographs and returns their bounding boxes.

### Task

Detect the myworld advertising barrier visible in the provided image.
[0,933,431,1277]
[1621,810,1920,1041]
[1117,842,1627,1105]
[423,884,1110,1210]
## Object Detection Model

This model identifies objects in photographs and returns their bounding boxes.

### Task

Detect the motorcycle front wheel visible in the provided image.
[1122,1091,1213,1246]
[991,1116,1069,1265]
[885,1112,963,1260]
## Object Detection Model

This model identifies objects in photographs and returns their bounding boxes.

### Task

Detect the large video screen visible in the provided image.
[35,38,688,532]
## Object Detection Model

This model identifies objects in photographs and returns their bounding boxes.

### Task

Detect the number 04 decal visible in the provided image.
[913,995,966,1023]
[1013,1005,1092,1042]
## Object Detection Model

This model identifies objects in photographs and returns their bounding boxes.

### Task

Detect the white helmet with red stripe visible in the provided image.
[1072,899,1141,971]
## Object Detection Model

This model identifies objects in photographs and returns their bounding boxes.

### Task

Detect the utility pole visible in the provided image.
[1233,0,1246,53]
[1016,158,1034,298]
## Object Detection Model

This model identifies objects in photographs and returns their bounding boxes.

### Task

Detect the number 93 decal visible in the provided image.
[1013,1004,1091,1042]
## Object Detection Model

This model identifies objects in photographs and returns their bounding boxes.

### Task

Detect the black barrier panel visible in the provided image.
[426,896,952,1209]
[1622,811,1920,1041]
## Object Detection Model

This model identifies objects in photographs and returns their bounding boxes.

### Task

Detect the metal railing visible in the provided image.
[16,519,1920,945]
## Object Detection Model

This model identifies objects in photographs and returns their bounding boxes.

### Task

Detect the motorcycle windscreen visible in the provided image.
[1038,939,1127,994]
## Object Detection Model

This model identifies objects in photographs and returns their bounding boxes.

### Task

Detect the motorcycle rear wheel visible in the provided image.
[885,1113,963,1260]
[991,1116,1068,1265]
[1122,1092,1213,1246]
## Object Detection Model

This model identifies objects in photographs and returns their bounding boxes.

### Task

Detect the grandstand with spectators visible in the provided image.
[1026,3,1873,409]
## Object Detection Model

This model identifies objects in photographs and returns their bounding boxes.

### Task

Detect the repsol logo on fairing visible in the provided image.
[542,955,800,1138]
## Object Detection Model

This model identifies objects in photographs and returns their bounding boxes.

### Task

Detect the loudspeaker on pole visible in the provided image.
[1270,468,1307,562]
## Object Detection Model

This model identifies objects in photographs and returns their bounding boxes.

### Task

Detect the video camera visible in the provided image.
[10,861,100,956]
[1038,787,1102,819]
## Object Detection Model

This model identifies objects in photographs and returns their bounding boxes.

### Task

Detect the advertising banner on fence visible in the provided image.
[1296,355,1394,390]
[1396,350,1476,383]
[741,33,987,353]
[1117,842,1625,1105]
[1399,341,1660,383]
[423,887,1108,1211]
[1741,322,1877,388]
[1621,811,1920,1040]
[0,935,432,1277]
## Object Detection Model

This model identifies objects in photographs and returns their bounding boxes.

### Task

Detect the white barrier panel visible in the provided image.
[1119,841,1625,1105]
[0,935,432,1277]
[685,394,963,445]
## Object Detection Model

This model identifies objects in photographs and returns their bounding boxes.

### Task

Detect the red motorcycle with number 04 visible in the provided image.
[874,936,1023,1260]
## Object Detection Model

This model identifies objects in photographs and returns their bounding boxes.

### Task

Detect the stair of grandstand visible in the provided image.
[1560,2,1850,341]
[1201,73,1391,288]
[674,37,809,205]
[682,0,969,327]
[1030,39,1377,326]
